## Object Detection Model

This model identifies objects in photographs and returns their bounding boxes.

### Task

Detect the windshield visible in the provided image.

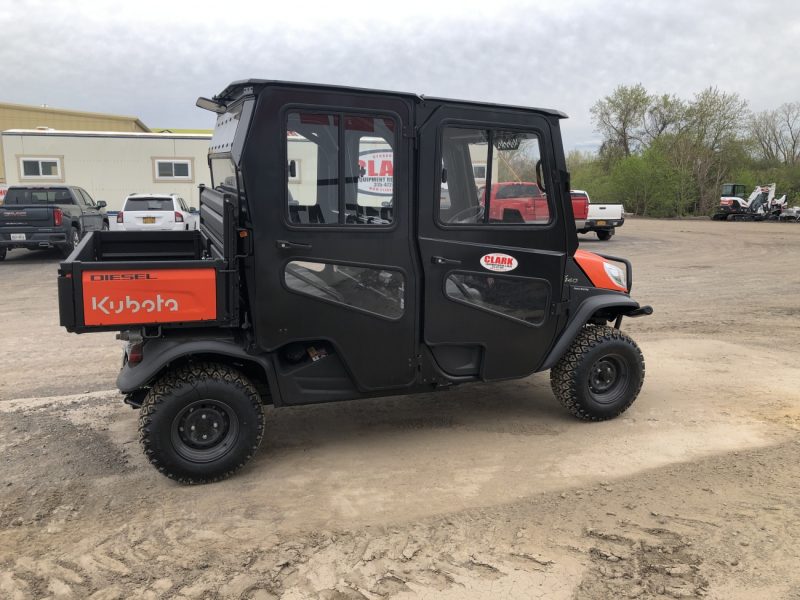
[495,184,541,199]
[5,188,71,204]
[124,198,174,211]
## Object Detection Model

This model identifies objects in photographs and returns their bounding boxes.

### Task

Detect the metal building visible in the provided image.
[1,129,211,210]
[0,102,150,185]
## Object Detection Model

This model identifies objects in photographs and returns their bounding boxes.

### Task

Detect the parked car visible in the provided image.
[116,194,198,231]
[479,182,588,228]
[572,190,625,241]
[0,185,108,259]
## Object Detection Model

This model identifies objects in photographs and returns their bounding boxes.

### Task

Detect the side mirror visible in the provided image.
[96,200,107,209]
[288,160,297,179]
[189,206,198,213]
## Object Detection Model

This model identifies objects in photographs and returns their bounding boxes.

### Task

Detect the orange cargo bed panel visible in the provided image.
[82,268,217,326]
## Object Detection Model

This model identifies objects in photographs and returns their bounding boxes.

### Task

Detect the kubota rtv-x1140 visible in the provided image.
[58,80,652,483]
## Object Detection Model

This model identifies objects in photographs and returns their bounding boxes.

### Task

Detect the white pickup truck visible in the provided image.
[571,190,625,241]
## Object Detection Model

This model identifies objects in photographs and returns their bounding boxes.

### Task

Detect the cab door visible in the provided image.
[77,189,103,231]
[417,103,570,380]
[242,86,419,393]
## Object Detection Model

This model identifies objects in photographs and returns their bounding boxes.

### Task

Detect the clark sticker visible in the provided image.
[481,253,518,272]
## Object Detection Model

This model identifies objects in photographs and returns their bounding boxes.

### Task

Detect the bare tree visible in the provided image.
[642,94,686,144]
[682,88,749,212]
[749,102,800,164]
[590,84,651,157]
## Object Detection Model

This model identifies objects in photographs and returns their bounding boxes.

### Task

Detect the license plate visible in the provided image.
[143,217,156,224]
[10,233,26,241]
[596,220,607,226]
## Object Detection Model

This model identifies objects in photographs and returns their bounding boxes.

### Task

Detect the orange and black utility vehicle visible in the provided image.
[58,80,652,483]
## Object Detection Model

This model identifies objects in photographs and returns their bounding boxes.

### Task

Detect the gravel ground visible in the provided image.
[0,218,799,599]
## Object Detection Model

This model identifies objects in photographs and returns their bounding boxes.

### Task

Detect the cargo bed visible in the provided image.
[58,186,244,336]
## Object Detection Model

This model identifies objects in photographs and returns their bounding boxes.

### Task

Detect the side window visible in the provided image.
[445,272,550,325]
[284,260,405,319]
[153,159,193,181]
[78,189,94,206]
[286,111,396,226]
[439,127,549,225]
[20,157,62,180]
[350,117,394,224]
[211,157,237,189]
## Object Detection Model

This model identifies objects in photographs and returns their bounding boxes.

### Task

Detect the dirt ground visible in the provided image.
[1,218,799,599]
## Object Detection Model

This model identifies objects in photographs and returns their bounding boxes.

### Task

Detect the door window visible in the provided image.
[445,272,550,325]
[77,189,94,206]
[284,260,405,319]
[438,127,549,225]
[286,111,396,226]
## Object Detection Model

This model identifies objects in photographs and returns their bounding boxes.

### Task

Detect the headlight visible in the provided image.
[603,262,627,290]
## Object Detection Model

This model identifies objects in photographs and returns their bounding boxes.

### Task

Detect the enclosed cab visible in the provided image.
[58,80,652,483]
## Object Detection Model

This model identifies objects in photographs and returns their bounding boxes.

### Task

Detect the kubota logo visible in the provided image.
[481,253,518,273]
[91,295,179,315]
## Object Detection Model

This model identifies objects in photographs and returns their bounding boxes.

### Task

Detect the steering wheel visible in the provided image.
[448,204,484,224]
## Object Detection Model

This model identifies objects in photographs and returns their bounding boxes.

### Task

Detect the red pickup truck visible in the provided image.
[482,182,588,227]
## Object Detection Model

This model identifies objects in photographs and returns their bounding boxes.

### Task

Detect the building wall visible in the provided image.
[0,103,149,183]
[1,131,211,210]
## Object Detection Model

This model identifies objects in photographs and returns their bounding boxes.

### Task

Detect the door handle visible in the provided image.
[431,256,461,266]
[276,240,312,250]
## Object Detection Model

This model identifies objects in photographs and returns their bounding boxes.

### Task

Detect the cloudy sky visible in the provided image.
[3,0,799,151]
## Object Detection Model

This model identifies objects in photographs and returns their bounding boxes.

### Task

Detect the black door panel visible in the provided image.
[417,105,567,380]
[243,87,419,392]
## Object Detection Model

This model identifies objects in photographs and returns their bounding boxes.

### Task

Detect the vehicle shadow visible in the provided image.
[2,248,64,264]
[255,376,572,458]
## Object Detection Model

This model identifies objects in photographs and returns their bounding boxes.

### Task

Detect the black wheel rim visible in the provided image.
[171,399,239,463]
[587,354,629,404]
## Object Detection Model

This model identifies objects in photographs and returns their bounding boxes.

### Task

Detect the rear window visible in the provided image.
[496,184,542,199]
[5,188,72,204]
[124,198,174,211]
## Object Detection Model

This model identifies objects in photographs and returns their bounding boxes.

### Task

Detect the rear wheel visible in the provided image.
[139,363,265,484]
[550,325,644,421]
[0,247,6,261]
[596,229,614,241]
[60,227,80,258]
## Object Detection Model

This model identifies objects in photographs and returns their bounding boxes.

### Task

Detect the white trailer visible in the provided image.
[1,129,212,211]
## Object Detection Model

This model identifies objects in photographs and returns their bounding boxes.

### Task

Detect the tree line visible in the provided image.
[569,84,800,216]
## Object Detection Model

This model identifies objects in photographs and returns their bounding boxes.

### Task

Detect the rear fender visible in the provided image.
[117,335,280,403]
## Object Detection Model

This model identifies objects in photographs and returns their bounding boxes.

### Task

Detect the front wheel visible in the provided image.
[596,229,614,241]
[550,326,644,421]
[139,363,265,484]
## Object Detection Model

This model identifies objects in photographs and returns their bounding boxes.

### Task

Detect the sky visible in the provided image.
[3,0,799,151]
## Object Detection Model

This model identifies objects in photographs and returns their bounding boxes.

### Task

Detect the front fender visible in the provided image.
[538,294,643,371]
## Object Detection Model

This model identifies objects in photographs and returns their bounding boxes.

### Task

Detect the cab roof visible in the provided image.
[201,79,568,120]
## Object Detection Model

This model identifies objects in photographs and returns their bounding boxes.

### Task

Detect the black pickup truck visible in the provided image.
[0,186,108,260]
